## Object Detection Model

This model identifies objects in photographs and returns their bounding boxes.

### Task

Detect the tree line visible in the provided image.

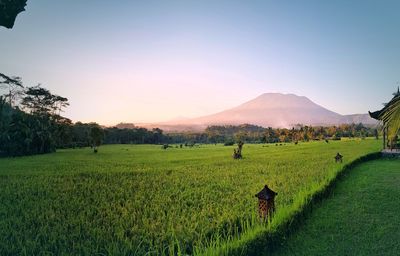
[0,73,168,156]
[166,123,379,145]
[0,73,73,156]
[0,72,379,157]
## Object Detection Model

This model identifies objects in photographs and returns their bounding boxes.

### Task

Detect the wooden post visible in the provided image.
[383,122,386,150]
[387,126,389,149]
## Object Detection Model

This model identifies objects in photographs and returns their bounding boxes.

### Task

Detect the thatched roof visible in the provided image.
[255,185,277,200]
[369,88,400,121]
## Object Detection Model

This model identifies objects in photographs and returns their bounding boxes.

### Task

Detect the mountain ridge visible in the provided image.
[131,93,377,132]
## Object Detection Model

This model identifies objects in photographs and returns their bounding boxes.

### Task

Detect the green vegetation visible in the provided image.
[1,73,380,158]
[382,88,400,141]
[0,140,380,255]
[167,123,379,145]
[273,159,400,256]
[0,74,72,156]
[0,73,166,156]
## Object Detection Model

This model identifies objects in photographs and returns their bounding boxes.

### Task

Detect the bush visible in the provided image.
[224,141,235,146]
[332,135,342,140]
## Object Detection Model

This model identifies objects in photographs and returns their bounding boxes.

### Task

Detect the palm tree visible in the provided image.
[382,91,400,145]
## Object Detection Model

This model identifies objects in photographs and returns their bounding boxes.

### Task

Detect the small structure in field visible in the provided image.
[232,141,244,159]
[335,152,343,163]
[255,185,277,219]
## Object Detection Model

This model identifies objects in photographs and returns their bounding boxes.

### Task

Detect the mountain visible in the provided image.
[136,93,378,131]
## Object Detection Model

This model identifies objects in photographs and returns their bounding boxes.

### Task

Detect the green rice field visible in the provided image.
[0,139,381,255]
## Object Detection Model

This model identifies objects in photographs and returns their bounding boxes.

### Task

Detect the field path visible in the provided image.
[271,158,400,256]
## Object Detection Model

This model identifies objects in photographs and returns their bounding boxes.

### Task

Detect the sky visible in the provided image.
[1,0,399,125]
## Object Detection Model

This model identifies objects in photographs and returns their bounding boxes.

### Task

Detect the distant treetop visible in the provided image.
[0,0,27,29]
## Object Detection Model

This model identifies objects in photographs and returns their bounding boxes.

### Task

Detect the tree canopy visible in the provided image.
[0,72,381,157]
[0,0,27,29]
[0,74,72,156]
[382,93,400,140]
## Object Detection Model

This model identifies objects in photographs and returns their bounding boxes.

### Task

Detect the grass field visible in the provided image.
[0,139,381,255]
[273,159,400,256]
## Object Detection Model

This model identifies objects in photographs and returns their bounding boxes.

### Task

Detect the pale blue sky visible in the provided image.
[0,0,399,125]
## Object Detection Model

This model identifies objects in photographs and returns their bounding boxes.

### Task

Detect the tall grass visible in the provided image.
[197,151,382,255]
[0,139,380,255]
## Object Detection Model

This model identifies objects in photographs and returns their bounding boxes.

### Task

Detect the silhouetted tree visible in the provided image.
[90,125,104,153]
[0,74,71,156]
[233,141,244,159]
[0,0,27,29]
[0,73,23,107]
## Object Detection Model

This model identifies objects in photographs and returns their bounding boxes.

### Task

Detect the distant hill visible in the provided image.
[134,93,378,132]
[114,123,137,129]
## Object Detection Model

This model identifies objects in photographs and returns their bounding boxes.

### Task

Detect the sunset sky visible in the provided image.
[1,0,399,125]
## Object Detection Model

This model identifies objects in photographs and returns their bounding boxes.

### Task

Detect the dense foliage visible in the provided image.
[0,73,380,157]
[103,127,165,144]
[0,73,72,156]
[166,123,379,144]
[0,0,27,29]
[382,89,400,141]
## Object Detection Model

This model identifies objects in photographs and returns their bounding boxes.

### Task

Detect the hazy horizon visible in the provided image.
[133,92,377,125]
[1,0,400,125]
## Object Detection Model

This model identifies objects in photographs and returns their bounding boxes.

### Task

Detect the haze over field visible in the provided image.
[136,93,377,131]
[1,1,400,125]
